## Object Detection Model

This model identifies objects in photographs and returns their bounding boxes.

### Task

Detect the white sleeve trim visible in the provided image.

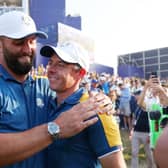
[98,148,122,159]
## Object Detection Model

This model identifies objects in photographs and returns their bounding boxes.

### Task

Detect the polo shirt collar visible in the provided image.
[59,87,85,105]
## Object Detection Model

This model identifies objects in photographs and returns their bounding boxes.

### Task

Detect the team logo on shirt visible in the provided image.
[36,98,44,108]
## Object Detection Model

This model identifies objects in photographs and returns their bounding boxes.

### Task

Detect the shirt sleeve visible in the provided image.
[87,114,122,158]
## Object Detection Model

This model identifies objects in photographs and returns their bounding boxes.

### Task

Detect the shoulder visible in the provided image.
[88,114,122,146]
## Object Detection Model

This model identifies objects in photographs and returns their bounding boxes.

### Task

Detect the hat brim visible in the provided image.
[3,31,48,39]
[40,45,78,64]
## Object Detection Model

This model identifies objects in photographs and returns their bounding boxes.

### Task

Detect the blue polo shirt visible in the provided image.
[48,88,122,168]
[0,65,56,168]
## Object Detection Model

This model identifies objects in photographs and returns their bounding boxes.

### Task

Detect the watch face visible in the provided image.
[48,122,60,140]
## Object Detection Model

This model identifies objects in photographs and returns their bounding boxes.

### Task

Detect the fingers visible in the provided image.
[65,103,98,123]
[70,103,99,127]
[94,92,108,102]
[81,109,97,120]
[79,93,114,115]
[90,93,111,106]
[93,93,114,115]
[104,108,116,115]
[82,116,98,129]
[99,103,115,115]
[89,91,99,97]
[151,78,160,84]
[56,109,98,139]
[73,100,97,113]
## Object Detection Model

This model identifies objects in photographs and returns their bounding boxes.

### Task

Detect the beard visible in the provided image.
[3,47,35,75]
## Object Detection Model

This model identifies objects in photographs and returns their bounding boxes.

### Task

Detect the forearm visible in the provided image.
[137,86,147,109]
[158,90,168,106]
[154,126,168,167]
[0,124,52,166]
[0,93,112,166]
[100,151,126,168]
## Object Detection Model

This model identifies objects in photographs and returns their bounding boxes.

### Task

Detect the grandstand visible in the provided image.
[118,47,168,79]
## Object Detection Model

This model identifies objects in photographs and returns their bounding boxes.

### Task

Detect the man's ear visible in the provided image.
[79,68,86,77]
[0,39,2,48]
[0,40,3,63]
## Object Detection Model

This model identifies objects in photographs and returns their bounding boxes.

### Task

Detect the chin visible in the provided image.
[50,85,59,91]
[50,84,55,89]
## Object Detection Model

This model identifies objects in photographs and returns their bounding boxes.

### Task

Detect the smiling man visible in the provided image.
[40,41,126,168]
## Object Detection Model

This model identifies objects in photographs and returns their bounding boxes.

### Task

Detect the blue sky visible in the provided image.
[66,0,168,70]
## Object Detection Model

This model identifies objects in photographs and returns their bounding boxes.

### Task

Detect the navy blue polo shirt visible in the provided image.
[48,88,122,168]
[0,65,56,168]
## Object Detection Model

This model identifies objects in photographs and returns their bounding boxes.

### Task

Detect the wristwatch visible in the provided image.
[48,122,60,140]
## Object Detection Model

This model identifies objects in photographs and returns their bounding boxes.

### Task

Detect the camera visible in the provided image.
[149,104,168,149]
[151,71,158,78]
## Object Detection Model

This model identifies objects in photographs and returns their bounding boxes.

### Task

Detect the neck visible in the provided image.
[56,85,79,105]
[2,63,28,83]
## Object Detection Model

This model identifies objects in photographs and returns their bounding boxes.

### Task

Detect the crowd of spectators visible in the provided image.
[30,64,168,167]
[29,64,48,79]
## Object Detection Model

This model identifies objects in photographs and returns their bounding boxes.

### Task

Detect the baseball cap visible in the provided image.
[99,76,106,81]
[0,11,47,39]
[40,41,90,71]
[91,79,98,84]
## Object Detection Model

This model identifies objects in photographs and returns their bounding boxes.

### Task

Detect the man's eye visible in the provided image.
[14,40,24,45]
[58,62,65,67]
[48,61,66,68]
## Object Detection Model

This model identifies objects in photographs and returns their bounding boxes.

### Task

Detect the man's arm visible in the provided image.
[137,83,148,110]
[151,79,168,167]
[151,83,168,106]
[0,124,51,166]
[154,126,168,168]
[0,108,97,166]
[99,151,127,168]
[0,93,112,166]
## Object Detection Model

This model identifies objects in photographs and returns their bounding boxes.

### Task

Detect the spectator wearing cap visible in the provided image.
[40,41,126,168]
[99,75,110,95]
[90,79,102,94]
[129,90,155,168]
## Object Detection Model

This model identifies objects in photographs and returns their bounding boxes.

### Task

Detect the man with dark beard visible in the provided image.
[0,11,113,168]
